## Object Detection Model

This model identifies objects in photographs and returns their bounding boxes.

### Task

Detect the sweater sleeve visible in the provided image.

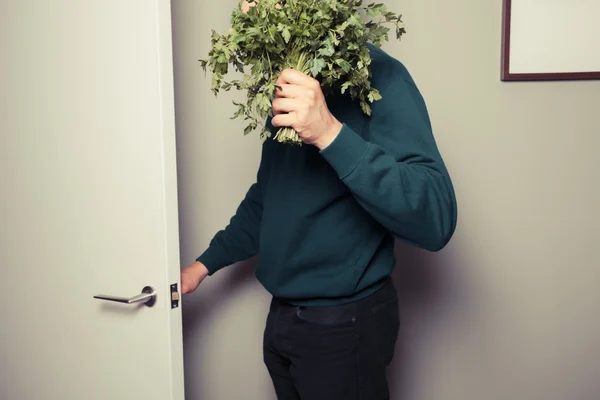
[196,147,266,275]
[320,76,457,251]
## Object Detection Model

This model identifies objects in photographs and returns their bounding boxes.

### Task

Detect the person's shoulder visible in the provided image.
[366,43,414,88]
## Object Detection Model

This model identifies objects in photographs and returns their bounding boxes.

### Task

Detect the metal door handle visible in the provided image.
[94,286,156,307]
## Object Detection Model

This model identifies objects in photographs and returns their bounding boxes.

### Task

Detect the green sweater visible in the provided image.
[197,45,457,306]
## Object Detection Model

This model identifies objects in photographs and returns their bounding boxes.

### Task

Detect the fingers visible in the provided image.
[271,112,296,128]
[271,97,296,115]
[181,279,192,295]
[181,283,192,295]
[275,83,303,99]
[180,261,208,295]
[275,80,321,105]
[276,68,318,87]
[180,272,195,294]
[181,273,200,294]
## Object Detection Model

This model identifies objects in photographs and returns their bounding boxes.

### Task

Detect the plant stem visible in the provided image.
[274,126,303,145]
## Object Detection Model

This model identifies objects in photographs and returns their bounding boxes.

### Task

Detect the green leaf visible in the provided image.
[310,58,326,77]
[230,100,245,119]
[360,101,372,116]
[341,81,352,94]
[282,27,291,43]
[328,30,340,45]
[260,127,271,142]
[366,3,387,17]
[368,89,382,102]
[318,38,335,57]
[257,92,271,112]
[244,123,255,135]
[335,58,352,73]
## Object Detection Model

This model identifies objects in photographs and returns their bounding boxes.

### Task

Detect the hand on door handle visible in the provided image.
[180,261,209,295]
[94,286,156,307]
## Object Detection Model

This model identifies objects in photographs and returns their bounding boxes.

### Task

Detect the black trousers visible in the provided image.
[263,278,400,400]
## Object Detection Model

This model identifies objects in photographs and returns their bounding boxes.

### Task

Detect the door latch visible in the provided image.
[170,283,179,309]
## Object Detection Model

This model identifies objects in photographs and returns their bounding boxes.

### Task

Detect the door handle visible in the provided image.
[94,286,156,307]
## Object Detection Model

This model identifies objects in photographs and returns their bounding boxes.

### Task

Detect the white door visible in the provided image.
[0,1,185,399]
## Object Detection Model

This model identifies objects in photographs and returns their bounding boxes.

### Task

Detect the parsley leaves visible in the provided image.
[199,0,406,145]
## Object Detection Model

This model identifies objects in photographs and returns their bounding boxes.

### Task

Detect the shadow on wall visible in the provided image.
[181,256,258,336]
[388,240,462,399]
[180,256,261,400]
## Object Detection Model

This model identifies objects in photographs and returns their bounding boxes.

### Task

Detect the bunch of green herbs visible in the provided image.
[199,0,406,145]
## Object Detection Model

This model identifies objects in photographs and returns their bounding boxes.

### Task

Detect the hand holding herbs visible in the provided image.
[199,0,406,145]
[271,68,343,150]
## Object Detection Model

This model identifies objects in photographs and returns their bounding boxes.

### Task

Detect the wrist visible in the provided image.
[192,261,209,278]
[315,119,342,150]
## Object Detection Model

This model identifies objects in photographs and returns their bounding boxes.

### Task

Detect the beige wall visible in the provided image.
[171,0,600,399]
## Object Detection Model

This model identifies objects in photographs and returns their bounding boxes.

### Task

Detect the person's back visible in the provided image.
[181,43,457,400]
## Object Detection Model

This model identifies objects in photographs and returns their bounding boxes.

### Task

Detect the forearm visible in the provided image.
[320,75,457,251]
[322,126,456,250]
[197,181,263,274]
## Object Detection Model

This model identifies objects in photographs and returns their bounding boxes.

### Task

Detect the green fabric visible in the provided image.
[197,44,457,306]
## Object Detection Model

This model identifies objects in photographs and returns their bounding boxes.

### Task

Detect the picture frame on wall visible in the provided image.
[501,0,600,81]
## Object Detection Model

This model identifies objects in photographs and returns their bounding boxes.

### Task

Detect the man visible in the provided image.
[181,2,457,399]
